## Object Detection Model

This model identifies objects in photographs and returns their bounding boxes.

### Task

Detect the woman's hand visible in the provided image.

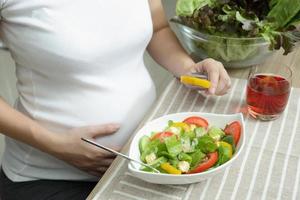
[0,97,120,177]
[52,123,120,177]
[190,58,231,96]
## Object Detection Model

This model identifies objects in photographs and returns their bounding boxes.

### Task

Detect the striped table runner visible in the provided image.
[90,78,300,200]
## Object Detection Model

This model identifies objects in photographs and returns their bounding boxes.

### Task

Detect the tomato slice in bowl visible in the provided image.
[224,121,241,145]
[151,131,174,142]
[183,116,209,128]
[187,152,218,174]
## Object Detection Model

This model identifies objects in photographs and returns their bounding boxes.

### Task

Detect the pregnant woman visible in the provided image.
[0,0,231,199]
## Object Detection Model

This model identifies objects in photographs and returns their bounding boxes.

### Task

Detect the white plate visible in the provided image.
[128,112,245,185]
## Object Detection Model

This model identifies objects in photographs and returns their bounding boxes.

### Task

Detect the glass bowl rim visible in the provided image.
[174,23,270,43]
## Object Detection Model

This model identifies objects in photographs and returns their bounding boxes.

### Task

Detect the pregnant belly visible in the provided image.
[17,81,156,148]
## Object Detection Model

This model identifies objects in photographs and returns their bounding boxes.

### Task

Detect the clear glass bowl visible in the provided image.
[174,23,275,68]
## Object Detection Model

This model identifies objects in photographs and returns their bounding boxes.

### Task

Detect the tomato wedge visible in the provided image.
[183,116,209,128]
[224,121,241,145]
[188,152,218,174]
[151,131,174,142]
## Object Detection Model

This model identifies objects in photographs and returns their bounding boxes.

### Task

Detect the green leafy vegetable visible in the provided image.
[139,135,150,153]
[190,149,206,168]
[194,127,206,137]
[165,135,183,157]
[269,0,279,9]
[208,126,225,141]
[267,0,300,29]
[181,135,194,153]
[184,130,196,139]
[140,139,166,162]
[138,117,241,174]
[215,143,232,166]
[176,0,215,16]
[197,135,218,153]
[222,135,236,152]
[178,152,193,163]
[158,151,176,159]
[169,158,180,168]
[173,0,300,62]
[289,12,300,27]
[141,157,168,172]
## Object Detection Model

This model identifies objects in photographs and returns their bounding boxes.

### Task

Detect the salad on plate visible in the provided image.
[138,116,241,175]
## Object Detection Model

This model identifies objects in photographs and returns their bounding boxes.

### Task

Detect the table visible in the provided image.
[88,48,300,200]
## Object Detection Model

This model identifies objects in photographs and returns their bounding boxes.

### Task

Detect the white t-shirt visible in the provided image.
[0,0,156,181]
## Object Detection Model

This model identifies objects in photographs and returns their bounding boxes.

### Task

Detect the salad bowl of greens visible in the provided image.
[171,0,300,68]
[128,112,245,185]
[174,22,273,68]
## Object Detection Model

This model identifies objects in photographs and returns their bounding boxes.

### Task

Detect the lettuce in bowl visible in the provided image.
[171,0,300,67]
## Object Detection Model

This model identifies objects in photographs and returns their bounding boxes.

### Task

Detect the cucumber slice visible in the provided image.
[139,135,150,153]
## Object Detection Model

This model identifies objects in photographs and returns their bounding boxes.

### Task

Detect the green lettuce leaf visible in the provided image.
[269,0,279,9]
[176,0,215,16]
[174,0,300,59]
[140,139,167,162]
[197,135,218,153]
[140,157,168,172]
[289,12,300,27]
[139,135,150,154]
[222,135,236,152]
[208,126,225,141]
[267,0,300,29]
[165,135,183,157]
[169,158,180,168]
[189,149,206,168]
[215,144,231,166]
[195,36,259,62]
[178,152,193,163]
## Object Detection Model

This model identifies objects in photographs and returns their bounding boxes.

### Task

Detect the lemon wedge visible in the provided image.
[180,75,211,89]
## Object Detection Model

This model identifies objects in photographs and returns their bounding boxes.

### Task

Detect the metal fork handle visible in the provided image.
[81,138,160,173]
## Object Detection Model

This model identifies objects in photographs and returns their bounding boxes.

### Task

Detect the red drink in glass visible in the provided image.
[247,74,290,117]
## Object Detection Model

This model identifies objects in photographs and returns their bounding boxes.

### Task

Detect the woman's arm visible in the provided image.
[147,0,194,77]
[147,0,231,95]
[0,97,119,176]
[0,97,57,152]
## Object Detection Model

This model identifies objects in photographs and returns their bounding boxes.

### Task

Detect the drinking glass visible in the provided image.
[246,65,292,121]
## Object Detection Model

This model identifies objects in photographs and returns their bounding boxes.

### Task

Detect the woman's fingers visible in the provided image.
[202,59,222,95]
[194,58,231,95]
[96,158,115,167]
[87,165,111,176]
[57,124,121,176]
[84,123,120,138]
[215,67,231,95]
[91,145,121,159]
[71,123,122,158]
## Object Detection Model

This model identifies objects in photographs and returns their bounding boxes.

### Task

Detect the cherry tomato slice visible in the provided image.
[151,131,174,142]
[183,116,209,128]
[224,121,241,145]
[188,152,218,174]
